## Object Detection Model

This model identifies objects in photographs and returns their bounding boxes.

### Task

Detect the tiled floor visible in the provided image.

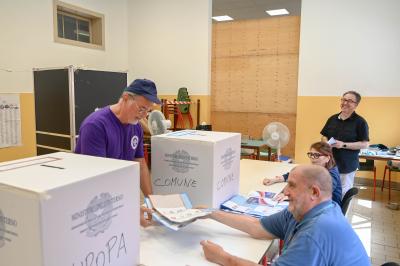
[347,185,400,266]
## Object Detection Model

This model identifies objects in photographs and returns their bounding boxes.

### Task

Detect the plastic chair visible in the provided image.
[162,99,193,130]
[241,148,257,159]
[341,187,359,215]
[144,143,151,168]
[381,262,400,266]
[382,160,400,201]
[358,159,376,200]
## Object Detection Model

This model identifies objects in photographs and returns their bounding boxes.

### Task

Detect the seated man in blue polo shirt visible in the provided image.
[200,165,369,266]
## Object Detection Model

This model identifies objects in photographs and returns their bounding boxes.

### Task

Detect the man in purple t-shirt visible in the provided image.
[75,78,161,198]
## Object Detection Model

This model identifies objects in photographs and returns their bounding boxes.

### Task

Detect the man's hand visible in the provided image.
[273,192,288,202]
[263,175,284,186]
[140,206,153,228]
[331,140,345,149]
[200,240,229,265]
[193,205,213,220]
[201,239,264,266]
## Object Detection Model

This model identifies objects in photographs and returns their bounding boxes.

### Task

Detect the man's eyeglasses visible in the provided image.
[340,98,357,104]
[307,152,324,159]
[133,101,152,115]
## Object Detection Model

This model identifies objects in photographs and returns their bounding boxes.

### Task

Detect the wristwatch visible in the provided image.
[343,143,347,148]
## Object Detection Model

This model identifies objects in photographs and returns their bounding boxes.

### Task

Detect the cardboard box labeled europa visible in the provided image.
[0,152,139,266]
[151,130,240,208]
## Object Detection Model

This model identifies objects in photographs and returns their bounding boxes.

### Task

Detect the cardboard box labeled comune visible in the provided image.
[0,152,140,266]
[151,130,240,208]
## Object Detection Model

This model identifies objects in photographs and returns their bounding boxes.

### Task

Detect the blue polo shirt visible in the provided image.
[260,201,369,266]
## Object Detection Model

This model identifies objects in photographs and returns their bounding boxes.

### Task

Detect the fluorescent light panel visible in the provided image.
[212,15,233,22]
[266,9,289,16]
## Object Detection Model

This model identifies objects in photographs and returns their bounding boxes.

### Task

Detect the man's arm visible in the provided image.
[322,134,369,150]
[210,210,276,240]
[200,240,261,266]
[134,157,152,197]
[331,140,369,150]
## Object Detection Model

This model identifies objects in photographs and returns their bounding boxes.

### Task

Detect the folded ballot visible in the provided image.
[145,193,211,230]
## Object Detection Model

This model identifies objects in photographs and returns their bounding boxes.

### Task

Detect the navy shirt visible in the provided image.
[260,201,369,266]
[321,112,369,173]
[283,167,342,206]
[329,166,342,205]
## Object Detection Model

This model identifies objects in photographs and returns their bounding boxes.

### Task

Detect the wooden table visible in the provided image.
[359,154,400,162]
[241,140,272,160]
[239,159,295,194]
[140,160,295,266]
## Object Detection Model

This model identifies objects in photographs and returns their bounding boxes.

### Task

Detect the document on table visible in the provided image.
[145,193,211,231]
[221,193,288,218]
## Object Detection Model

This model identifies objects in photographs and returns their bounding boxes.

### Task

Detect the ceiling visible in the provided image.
[212,0,302,21]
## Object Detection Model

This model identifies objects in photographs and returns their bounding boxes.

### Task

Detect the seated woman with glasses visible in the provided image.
[263,141,342,205]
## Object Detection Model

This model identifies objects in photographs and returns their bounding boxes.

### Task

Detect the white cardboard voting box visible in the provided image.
[151,130,240,208]
[0,152,140,266]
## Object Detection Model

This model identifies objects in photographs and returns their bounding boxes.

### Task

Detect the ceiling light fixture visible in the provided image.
[212,15,233,22]
[265,9,289,16]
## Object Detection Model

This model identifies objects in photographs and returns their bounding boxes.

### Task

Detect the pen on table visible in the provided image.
[40,164,65,170]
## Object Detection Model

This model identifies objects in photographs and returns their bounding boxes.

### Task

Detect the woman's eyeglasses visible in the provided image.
[307,152,324,159]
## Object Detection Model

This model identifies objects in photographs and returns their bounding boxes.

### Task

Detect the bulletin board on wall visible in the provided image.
[211,16,300,157]
[0,93,36,162]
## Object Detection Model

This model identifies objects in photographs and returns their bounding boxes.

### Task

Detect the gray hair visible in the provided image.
[122,91,137,99]
[343,90,361,104]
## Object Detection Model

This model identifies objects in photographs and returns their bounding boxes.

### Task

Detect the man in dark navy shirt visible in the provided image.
[321,91,369,197]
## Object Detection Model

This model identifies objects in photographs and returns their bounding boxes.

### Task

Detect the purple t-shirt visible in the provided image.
[75,107,144,160]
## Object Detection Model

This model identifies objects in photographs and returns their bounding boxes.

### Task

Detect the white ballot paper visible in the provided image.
[327,137,337,145]
[146,193,212,230]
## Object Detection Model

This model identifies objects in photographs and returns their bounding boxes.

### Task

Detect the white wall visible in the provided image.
[0,0,129,93]
[127,0,212,95]
[298,0,400,96]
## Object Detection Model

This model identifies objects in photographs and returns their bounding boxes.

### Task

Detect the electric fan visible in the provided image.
[147,110,172,135]
[262,122,290,160]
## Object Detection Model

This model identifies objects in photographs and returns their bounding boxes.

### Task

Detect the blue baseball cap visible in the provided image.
[124,79,161,104]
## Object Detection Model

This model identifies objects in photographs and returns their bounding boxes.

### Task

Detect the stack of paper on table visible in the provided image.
[221,191,288,218]
[145,193,211,231]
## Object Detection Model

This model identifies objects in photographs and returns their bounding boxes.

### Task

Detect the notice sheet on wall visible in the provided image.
[0,94,21,148]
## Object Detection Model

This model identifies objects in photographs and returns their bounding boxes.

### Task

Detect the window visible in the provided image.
[53,0,105,50]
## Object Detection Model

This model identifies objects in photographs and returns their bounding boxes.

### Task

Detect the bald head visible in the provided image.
[291,165,332,199]
[284,165,333,221]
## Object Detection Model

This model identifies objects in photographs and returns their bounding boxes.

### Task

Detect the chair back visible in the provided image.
[341,187,359,215]
[381,263,400,266]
